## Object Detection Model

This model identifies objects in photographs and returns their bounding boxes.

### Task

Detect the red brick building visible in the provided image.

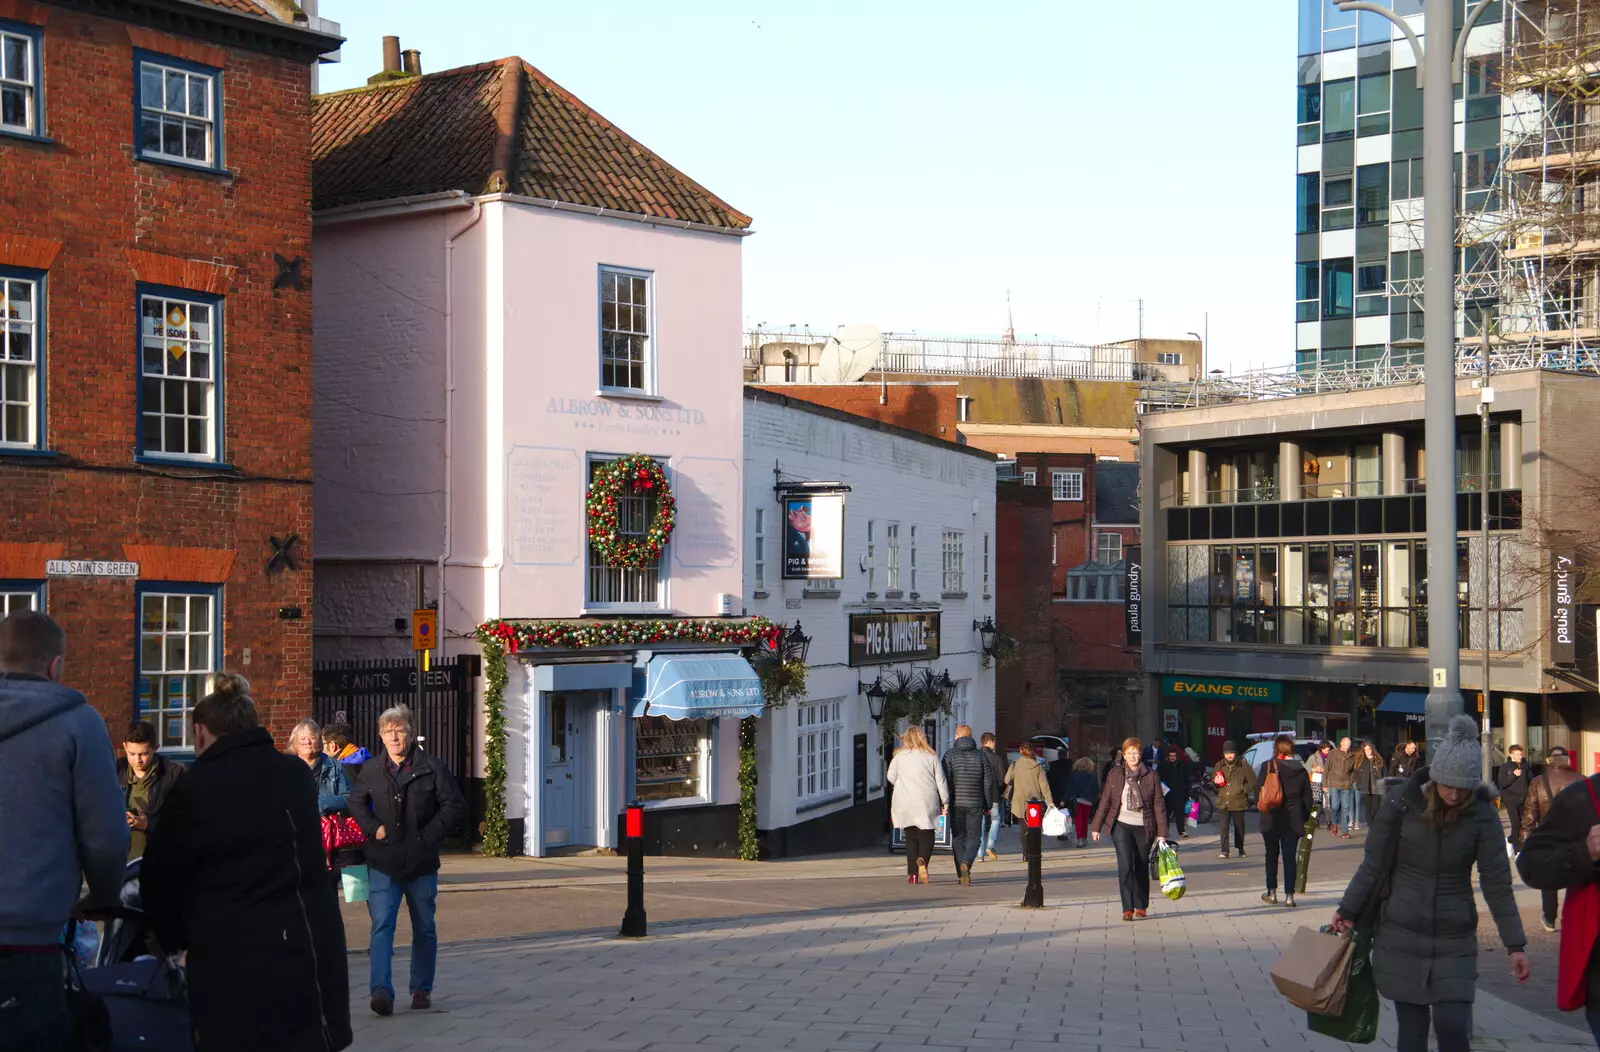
[0,0,339,744]
[995,453,1141,757]
[749,382,961,443]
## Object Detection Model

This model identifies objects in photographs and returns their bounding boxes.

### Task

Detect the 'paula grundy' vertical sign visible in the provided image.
[1124,546,1142,647]
[1553,549,1578,667]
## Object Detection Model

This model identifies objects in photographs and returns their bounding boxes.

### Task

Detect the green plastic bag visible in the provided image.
[1308,927,1378,1044]
[1156,840,1186,901]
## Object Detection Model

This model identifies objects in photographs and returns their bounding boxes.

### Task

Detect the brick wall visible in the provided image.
[0,5,316,741]
[751,384,959,442]
[995,482,1058,743]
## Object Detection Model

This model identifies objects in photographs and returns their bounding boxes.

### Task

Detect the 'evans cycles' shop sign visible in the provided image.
[849,611,941,667]
[1161,675,1281,703]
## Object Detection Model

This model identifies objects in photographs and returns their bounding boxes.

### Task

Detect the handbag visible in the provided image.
[321,814,365,855]
[1041,806,1068,838]
[1258,761,1284,812]
[1271,925,1355,1016]
[1557,777,1600,1011]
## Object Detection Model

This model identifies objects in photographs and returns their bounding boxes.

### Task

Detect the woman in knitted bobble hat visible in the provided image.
[1329,715,1529,1052]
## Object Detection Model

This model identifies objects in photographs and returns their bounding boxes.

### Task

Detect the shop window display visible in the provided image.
[635,716,710,803]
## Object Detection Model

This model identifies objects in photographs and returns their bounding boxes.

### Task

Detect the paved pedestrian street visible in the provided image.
[347,876,1594,1052]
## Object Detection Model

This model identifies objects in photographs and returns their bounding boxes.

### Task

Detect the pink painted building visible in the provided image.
[311,47,756,855]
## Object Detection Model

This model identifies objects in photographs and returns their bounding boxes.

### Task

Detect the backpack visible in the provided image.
[1258,760,1284,812]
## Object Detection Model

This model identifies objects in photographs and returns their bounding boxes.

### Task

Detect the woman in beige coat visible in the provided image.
[1005,742,1058,822]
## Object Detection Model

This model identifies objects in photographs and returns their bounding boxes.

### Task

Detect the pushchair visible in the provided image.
[71,859,191,1052]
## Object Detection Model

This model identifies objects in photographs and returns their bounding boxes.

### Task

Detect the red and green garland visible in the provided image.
[482,616,779,655]
[586,454,676,568]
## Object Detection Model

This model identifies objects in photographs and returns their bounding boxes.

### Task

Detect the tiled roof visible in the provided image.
[189,0,283,17]
[312,57,750,229]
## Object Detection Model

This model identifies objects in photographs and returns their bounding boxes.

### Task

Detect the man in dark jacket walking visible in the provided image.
[118,719,184,861]
[1523,745,1582,932]
[977,732,1006,862]
[142,674,352,1052]
[1213,741,1256,860]
[939,725,992,886]
[348,704,466,1015]
[1497,743,1531,851]
[1158,744,1192,838]
[1517,768,1600,1042]
[0,611,126,1052]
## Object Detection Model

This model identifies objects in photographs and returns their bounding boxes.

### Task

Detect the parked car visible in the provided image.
[1242,735,1320,773]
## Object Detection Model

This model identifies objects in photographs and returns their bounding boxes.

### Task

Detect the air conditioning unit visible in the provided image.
[715,593,737,617]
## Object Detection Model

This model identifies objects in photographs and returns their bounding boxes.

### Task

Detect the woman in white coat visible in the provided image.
[887,725,948,884]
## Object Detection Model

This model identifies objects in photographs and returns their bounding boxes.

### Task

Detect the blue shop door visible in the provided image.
[542,694,577,847]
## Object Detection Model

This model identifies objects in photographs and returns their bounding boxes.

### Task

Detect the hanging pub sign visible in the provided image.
[782,494,845,580]
[1124,546,1142,647]
[848,610,940,666]
[1553,549,1578,667]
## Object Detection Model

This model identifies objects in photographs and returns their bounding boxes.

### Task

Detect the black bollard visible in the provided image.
[1020,798,1044,909]
[619,802,647,937]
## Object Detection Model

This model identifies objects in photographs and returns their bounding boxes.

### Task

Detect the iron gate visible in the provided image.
[311,655,479,787]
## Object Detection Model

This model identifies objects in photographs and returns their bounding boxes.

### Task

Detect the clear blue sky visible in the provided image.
[318,2,1293,373]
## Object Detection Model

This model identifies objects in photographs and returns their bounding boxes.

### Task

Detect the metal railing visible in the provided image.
[744,328,1144,382]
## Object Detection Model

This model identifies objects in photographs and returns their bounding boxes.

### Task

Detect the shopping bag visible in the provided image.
[1156,840,1186,901]
[1041,806,1068,838]
[341,864,371,904]
[1558,777,1600,1010]
[1272,925,1354,1016]
[1186,799,1201,822]
[1308,928,1379,1043]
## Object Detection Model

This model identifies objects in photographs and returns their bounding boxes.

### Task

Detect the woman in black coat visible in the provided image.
[1256,734,1314,907]
[143,676,352,1052]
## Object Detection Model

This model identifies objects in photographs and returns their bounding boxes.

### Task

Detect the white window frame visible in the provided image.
[585,455,667,610]
[865,520,876,593]
[942,531,965,594]
[796,699,845,804]
[1052,531,1057,566]
[0,25,40,137]
[1052,469,1084,501]
[598,265,654,394]
[1021,469,1037,486]
[956,395,971,422]
[137,587,218,750]
[1157,352,1182,365]
[1,272,41,449]
[138,290,219,462]
[885,522,900,591]
[753,507,766,591]
[0,583,41,617]
[1097,532,1124,563]
[936,682,971,756]
[136,56,219,168]
[909,525,918,593]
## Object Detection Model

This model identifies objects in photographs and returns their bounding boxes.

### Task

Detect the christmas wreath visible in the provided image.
[586,454,676,567]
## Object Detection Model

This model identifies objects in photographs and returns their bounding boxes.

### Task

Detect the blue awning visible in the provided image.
[632,654,765,720]
[1377,690,1428,715]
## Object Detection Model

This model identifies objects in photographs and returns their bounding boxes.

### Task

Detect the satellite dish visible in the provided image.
[815,323,882,383]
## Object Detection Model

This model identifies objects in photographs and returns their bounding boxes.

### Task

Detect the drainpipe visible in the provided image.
[440,200,484,656]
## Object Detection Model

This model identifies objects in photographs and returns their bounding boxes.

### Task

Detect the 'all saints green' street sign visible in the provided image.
[1161,675,1282,703]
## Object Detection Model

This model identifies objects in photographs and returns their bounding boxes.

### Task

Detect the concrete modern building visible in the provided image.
[1138,367,1599,768]
[742,388,997,857]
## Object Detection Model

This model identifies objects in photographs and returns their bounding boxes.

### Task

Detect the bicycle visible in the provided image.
[1187,779,1217,824]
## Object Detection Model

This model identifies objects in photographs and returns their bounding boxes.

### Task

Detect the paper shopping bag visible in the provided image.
[1271,925,1354,1016]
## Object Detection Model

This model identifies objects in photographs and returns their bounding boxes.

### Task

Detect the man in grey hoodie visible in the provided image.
[0,611,127,1052]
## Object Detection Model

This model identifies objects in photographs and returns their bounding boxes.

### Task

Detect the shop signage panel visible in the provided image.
[1124,546,1142,647]
[1553,549,1578,667]
[782,494,845,580]
[848,610,940,666]
[46,560,139,578]
[1161,675,1281,704]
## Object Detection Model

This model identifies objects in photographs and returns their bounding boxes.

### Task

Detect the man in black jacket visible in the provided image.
[1497,743,1531,851]
[142,674,351,1052]
[1518,769,1600,1041]
[940,725,992,886]
[118,719,184,861]
[348,703,466,1016]
[978,732,1006,863]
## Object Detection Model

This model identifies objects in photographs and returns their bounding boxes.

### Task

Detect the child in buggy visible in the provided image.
[70,859,190,1052]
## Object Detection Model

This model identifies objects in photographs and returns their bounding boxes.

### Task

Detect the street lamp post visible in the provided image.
[1337,0,1498,751]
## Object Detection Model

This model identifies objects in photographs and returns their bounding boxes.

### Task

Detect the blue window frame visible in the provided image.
[135,582,220,751]
[1,266,46,451]
[135,283,224,465]
[0,19,44,140]
[133,49,223,172]
[0,579,43,616]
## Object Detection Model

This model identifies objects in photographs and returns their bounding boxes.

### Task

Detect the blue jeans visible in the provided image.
[950,807,984,874]
[979,803,1002,855]
[1585,1007,1600,1049]
[1331,788,1357,828]
[0,950,67,1052]
[368,869,439,997]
